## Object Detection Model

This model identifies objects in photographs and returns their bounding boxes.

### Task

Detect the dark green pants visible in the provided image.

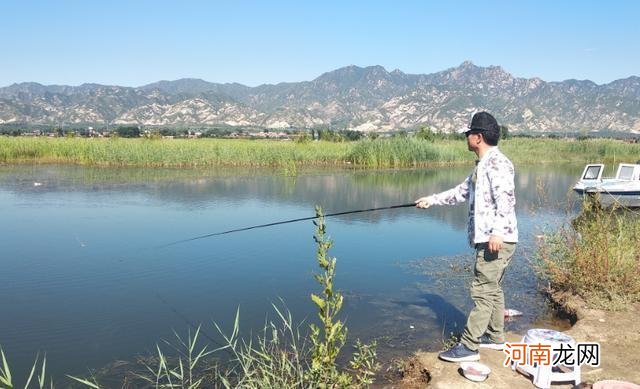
[460,242,516,351]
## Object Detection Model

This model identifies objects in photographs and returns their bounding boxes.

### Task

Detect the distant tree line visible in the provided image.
[308,129,364,142]
[115,126,141,138]
[1,123,638,143]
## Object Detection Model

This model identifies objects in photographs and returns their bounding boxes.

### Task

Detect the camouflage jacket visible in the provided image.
[430,147,518,246]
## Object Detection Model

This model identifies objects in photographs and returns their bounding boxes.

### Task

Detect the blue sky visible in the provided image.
[1,0,638,87]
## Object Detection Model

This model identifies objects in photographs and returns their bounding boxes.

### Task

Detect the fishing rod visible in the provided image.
[160,202,416,248]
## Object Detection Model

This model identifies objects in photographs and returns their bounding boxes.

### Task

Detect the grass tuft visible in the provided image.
[537,199,640,309]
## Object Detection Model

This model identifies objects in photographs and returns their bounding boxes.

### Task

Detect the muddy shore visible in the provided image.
[385,292,640,388]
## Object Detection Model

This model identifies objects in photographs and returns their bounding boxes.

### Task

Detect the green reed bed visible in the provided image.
[0,136,472,168]
[0,137,350,167]
[0,136,638,168]
[347,137,470,167]
[500,138,640,164]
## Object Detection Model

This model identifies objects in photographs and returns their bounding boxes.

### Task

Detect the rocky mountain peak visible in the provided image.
[314,65,391,84]
[140,78,219,95]
[1,64,639,135]
[432,61,514,86]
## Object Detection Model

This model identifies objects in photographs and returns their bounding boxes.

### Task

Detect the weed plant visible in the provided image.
[306,206,379,387]
[537,199,640,309]
[1,350,54,389]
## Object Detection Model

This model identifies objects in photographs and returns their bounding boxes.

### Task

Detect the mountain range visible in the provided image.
[1,61,639,134]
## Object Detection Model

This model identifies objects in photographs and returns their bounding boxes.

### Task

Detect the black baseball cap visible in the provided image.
[458,112,499,134]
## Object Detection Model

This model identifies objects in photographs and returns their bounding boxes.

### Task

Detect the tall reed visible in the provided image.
[0,137,350,167]
[1,136,638,168]
[346,138,470,168]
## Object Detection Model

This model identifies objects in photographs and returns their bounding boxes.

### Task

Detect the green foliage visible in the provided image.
[115,126,141,138]
[415,126,437,142]
[306,206,379,388]
[294,131,311,144]
[0,137,350,167]
[281,160,298,176]
[537,199,640,308]
[349,339,379,387]
[2,136,640,168]
[67,376,100,388]
[133,326,216,388]
[441,332,461,351]
[312,129,364,142]
[0,348,56,389]
[307,206,348,386]
[144,130,163,140]
[347,137,469,168]
[393,130,408,138]
[342,130,364,141]
[317,129,341,142]
[214,305,308,388]
[159,128,179,137]
[499,125,510,140]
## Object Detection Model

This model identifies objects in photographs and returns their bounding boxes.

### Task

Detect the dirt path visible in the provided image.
[388,296,640,388]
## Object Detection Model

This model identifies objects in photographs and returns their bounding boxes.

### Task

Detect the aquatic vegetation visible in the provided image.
[1,136,638,168]
[346,137,468,168]
[0,137,349,168]
[499,137,640,166]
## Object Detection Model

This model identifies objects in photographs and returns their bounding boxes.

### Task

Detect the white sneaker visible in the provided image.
[478,341,505,351]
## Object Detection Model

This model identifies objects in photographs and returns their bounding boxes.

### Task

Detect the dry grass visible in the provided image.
[537,200,640,309]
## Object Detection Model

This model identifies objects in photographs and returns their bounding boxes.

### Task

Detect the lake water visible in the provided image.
[0,163,580,380]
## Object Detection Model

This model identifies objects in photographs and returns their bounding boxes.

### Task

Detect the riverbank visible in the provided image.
[392,202,640,388]
[1,136,639,168]
[391,293,640,388]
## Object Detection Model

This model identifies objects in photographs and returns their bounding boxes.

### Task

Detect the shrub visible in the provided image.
[537,199,640,308]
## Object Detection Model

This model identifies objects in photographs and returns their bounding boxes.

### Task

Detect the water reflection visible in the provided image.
[0,163,582,380]
[0,163,578,223]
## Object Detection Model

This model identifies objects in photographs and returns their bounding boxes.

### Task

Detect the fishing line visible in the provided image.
[96,202,417,356]
[158,202,416,248]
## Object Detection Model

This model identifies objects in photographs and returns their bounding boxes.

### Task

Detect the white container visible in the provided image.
[460,361,491,382]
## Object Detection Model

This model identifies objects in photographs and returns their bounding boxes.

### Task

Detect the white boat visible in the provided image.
[573,163,640,207]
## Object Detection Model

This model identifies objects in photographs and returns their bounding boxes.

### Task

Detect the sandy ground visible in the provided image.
[383,293,640,388]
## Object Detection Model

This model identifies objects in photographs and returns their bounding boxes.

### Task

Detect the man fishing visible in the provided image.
[415,111,518,362]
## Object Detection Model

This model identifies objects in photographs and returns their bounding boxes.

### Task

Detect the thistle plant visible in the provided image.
[307,205,348,387]
[307,206,379,388]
